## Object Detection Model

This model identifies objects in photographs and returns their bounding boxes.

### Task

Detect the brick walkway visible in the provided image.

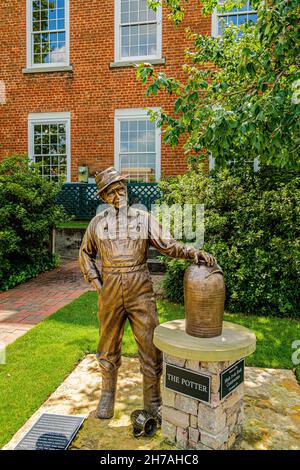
[0,261,91,346]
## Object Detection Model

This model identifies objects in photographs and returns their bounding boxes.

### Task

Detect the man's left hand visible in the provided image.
[194,250,216,267]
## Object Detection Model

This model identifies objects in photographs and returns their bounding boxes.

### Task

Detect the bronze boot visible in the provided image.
[143,375,162,423]
[96,373,117,419]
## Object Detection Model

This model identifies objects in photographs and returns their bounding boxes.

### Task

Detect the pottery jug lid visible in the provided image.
[186,262,223,280]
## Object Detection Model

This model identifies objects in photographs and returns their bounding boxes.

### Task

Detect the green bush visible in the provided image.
[160,164,300,317]
[0,155,66,291]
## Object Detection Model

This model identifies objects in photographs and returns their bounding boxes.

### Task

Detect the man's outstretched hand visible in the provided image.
[194,250,216,267]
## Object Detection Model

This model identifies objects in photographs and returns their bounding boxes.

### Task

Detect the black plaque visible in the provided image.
[15,413,84,450]
[220,359,245,400]
[165,364,211,403]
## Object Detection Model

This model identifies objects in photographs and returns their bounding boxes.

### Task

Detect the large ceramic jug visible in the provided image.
[184,262,225,338]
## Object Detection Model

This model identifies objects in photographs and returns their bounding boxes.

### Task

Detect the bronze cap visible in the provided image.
[95,167,128,196]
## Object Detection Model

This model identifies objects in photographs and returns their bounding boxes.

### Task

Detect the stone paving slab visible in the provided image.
[3,355,300,451]
[0,261,91,346]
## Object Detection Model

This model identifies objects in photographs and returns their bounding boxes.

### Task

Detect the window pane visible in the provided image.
[33,120,67,181]
[41,42,50,53]
[41,20,49,30]
[148,8,156,21]
[139,45,147,56]
[121,12,129,23]
[50,45,66,63]
[33,1,41,11]
[129,121,137,132]
[230,15,238,26]
[58,134,66,145]
[33,33,41,44]
[248,13,257,23]
[33,10,40,21]
[238,14,247,26]
[217,0,257,37]
[121,121,129,132]
[57,8,64,19]
[49,9,56,20]
[138,120,146,131]
[33,21,40,31]
[119,118,157,182]
[33,53,42,63]
[57,19,65,29]
[139,10,147,22]
[34,44,41,54]
[34,124,42,134]
[121,23,157,58]
[130,11,138,22]
[57,31,65,42]
[121,0,129,14]
[31,0,66,64]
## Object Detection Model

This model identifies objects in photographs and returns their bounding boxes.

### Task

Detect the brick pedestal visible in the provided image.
[154,320,256,450]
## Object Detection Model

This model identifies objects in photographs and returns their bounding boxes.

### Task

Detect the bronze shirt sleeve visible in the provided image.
[148,213,198,261]
[79,217,102,283]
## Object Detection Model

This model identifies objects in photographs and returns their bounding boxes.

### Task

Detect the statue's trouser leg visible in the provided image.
[96,372,118,419]
[124,270,163,417]
[96,273,127,419]
[143,376,162,421]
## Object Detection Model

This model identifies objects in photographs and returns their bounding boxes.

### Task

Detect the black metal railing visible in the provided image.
[56,182,162,219]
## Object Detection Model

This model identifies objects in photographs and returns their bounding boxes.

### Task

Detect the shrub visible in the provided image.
[160,164,300,317]
[0,155,66,290]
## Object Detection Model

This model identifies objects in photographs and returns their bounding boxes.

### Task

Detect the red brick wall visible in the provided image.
[0,1,211,180]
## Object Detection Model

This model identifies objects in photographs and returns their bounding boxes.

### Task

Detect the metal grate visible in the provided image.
[56,182,162,219]
[15,414,84,450]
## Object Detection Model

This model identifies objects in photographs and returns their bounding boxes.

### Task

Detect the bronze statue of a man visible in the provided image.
[79,167,215,420]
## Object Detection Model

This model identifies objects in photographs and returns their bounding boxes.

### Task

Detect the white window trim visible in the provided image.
[211,2,257,38]
[211,8,219,37]
[26,0,70,70]
[114,0,162,63]
[28,112,71,182]
[114,108,161,181]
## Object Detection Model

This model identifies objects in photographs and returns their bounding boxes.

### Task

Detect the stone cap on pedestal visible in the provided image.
[154,320,256,362]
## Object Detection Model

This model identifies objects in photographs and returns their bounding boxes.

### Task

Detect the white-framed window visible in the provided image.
[114,0,162,62]
[114,108,161,182]
[28,112,71,182]
[209,155,260,172]
[26,0,70,69]
[212,1,257,37]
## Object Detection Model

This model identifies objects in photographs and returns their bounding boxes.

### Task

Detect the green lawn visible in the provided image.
[0,291,299,448]
[57,220,89,230]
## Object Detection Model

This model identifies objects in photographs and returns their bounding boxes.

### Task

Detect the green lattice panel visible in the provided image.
[56,182,161,219]
[127,183,162,211]
[56,184,101,219]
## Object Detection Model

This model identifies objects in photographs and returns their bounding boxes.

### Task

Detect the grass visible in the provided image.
[0,291,299,448]
[57,220,89,230]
